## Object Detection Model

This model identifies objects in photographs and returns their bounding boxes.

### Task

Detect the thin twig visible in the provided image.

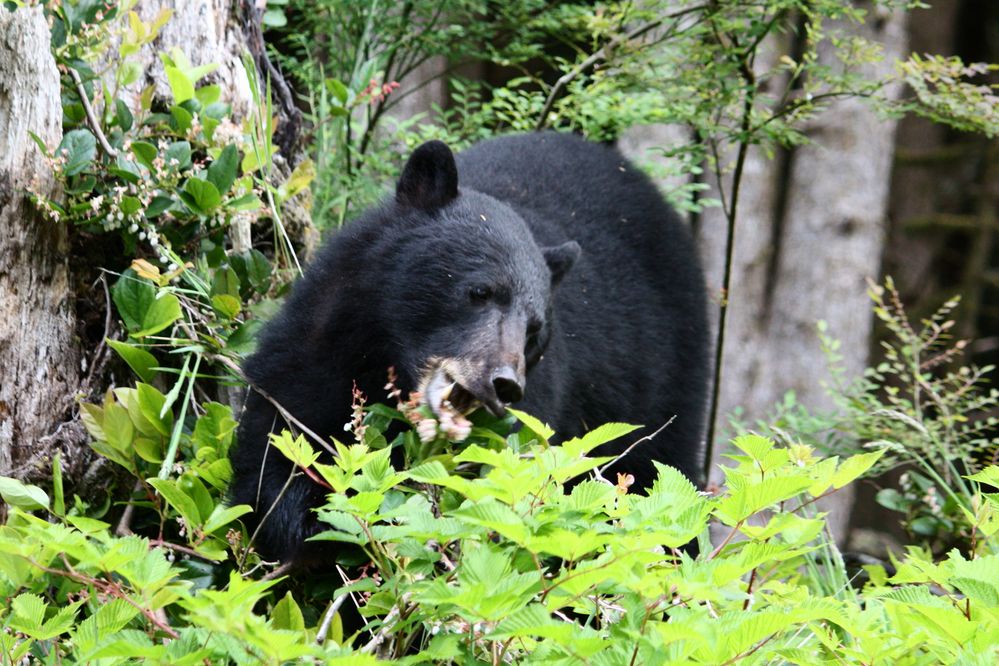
[361,592,413,655]
[316,593,350,645]
[148,538,214,561]
[702,47,758,482]
[595,417,675,479]
[534,4,709,131]
[261,561,294,581]
[67,67,117,158]
[115,479,144,537]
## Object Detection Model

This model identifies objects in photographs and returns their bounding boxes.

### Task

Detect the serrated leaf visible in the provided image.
[450,498,528,543]
[829,449,885,489]
[10,593,46,631]
[508,408,555,442]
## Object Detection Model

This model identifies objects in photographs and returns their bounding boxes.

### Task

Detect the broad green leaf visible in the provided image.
[0,477,49,511]
[103,401,135,452]
[136,382,173,437]
[164,65,194,102]
[207,143,239,195]
[148,477,202,528]
[202,504,252,534]
[182,177,222,213]
[170,104,193,132]
[164,141,192,169]
[272,592,305,632]
[508,408,555,442]
[59,129,97,177]
[131,141,157,169]
[211,293,241,319]
[111,271,182,338]
[830,449,885,489]
[562,422,640,457]
[107,338,158,383]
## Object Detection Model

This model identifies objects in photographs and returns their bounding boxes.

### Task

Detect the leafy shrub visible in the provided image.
[4,398,999,662]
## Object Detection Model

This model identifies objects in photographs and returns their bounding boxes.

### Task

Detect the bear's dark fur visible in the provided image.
[229,132,709,565]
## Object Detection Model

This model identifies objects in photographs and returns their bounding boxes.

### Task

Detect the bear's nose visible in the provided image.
[491,366,524,404]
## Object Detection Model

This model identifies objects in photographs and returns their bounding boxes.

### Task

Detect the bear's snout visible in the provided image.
[491,365,524,404]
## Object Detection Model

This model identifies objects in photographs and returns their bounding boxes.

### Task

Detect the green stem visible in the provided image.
[158,354,202,479]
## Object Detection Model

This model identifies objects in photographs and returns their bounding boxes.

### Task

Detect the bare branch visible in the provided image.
[67,67,117,158]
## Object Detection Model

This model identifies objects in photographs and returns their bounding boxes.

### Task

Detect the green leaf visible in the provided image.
[0,476,50,511]
[262,8,287,27]
[164,141,192,170]
[326,78,349,104]
[52,452,65,516]
[202,503,252,534]
[148,477,202,528]
[179,473,214,524]
[104,401,136,452]
[112,271,183,338]
[508,408,555,442]
[59,129,97,177]
[272,592,305,631]
[170,104,193,132]
[164,65,194,102]
[195,84,221,106]
[107,339,158,383]
[563,422,641,457]
[829,449,885,489]
[207,143,239,195]
[114,98,133,131]
[211,294,241,319]
[136,383,173,437]
[10,593,46,632]
[131,141,157,169]
[182,177,222,213]
[270,432,320,469]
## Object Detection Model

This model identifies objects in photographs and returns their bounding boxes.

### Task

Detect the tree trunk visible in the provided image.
[0,1,306,490]
[623,9,909,544]
[698,10,908,542]
[0,7,80,482]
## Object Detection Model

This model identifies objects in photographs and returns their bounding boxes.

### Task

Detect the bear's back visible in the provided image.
[457,132,709,485]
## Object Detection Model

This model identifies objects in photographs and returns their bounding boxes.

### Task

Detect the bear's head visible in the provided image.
[380,140,580,419]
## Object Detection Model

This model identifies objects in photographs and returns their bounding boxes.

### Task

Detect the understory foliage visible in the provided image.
[744,279,999,556]
[3,0,999,663]
[3,406,999,663]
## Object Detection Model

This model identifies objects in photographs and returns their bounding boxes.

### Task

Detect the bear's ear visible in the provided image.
[542,241,581,286]
[396,140,459,211]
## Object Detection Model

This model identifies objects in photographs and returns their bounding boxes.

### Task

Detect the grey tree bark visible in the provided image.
[0,7,78,481]
[621,9,909,543]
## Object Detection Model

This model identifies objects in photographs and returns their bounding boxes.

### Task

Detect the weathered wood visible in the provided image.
[695,10,907,542]
[0,7,81,480]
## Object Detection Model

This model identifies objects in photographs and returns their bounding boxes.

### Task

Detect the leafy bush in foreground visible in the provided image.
[2,404,998,663]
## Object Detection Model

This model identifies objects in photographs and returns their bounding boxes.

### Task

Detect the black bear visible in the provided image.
[229,132,709,565]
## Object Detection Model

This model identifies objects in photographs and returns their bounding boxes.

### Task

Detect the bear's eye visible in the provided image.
[469,285,493,303]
